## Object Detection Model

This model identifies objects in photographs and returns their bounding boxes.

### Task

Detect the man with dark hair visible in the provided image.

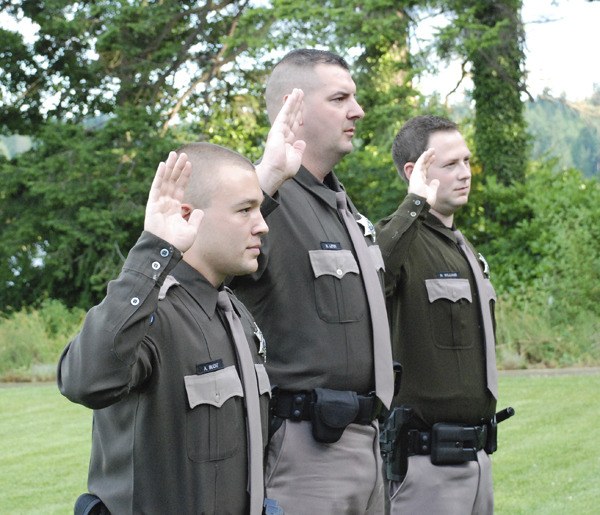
[58,91,304,514]
[377,115,502,514]
[231,49,394,513]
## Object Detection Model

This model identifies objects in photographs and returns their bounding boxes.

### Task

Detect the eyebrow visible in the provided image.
[232,195,264,208]
[328,89,353,97]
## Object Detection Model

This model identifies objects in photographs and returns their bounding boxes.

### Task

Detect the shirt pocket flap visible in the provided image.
[368,244,385,272]
[184,366,243,409]
[309,249,359,279]
[254,363,272,397]
[425,278,472,303]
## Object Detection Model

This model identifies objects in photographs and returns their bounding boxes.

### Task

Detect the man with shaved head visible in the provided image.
[231,48,393,513]
[58,123,298,512]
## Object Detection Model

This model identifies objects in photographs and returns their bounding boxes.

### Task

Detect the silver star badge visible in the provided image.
[478,253,491,278]
[356,213,376,242]
[254,323,267,360]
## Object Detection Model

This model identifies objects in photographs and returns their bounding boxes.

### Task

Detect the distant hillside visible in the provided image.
[449,93,600,178]
[526,95,600,177]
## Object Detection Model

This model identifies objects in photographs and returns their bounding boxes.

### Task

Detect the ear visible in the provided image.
[181,204,193,221]
[404,162,415,181]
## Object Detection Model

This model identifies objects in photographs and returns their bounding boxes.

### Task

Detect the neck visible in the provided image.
[302,153,341,182]
[430,209,454,228]
[182,250,223,289]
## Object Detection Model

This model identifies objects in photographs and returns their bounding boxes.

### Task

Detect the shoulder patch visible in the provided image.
[158,275,180,300]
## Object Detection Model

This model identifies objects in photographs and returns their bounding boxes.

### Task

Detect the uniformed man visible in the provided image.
[376,115,500,514]
[58,142,274,514]
[231,49,394,514]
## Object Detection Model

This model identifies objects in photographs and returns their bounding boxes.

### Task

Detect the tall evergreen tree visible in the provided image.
[470,0,528,184]
[432,0,529,184]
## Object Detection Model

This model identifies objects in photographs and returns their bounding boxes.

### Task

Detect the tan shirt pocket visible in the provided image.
[425,278,472,303]
[309,249,359,279]
[184,366,243,409]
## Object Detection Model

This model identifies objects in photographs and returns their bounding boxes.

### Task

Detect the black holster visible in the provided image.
[311,388,359,443]
[379,406,414,482]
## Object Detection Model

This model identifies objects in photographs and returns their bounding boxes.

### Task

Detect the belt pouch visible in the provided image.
[430,423,477,465]
[311,388,359,443]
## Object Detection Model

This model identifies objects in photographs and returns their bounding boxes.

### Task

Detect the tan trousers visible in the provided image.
[388,449,493,515]
[265,419,385,514]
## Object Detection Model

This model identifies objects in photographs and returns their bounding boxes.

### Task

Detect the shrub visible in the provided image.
[0,300,84,381]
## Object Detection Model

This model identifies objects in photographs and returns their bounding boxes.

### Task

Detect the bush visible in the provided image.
[0,300,84,381]
[496,294,600,369]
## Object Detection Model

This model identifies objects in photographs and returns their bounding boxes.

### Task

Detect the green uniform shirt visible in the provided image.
[231,166,385,395]
[58,232,270,514]
[376,194,496,427]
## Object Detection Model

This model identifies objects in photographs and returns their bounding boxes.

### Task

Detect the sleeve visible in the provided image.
[375,193,429,296]
[57,231,182,409]
[260,191,280,218]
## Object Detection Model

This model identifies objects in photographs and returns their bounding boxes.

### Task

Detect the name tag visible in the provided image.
[437,271,459,279]
[196,359,224,375]
[321,241,342,250]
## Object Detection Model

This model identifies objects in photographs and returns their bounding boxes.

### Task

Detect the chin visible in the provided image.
[235,261,259,276]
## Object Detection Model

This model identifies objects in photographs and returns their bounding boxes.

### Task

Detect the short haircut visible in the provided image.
[176,142,255,208]
[392,115,459,181]
[265,49,350,122]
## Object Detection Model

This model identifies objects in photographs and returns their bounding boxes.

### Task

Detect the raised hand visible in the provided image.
[256,88,306,195]
[408,148,439,208]
[144,151,204,252]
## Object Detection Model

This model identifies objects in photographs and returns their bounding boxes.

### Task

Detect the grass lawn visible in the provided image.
[493,370,600,514]
[1,371,599,514]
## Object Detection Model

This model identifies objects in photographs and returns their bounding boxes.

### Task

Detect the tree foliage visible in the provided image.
[0,0,425,310]
[0,0,276,133]
[428,0,529,185]
[1,0,599,345]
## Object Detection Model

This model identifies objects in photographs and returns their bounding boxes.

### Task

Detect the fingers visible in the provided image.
[415,148,435,173]
[148,160,166,205]
[274,88,304,133]
[148,151,191,207]
[165,152,189,185]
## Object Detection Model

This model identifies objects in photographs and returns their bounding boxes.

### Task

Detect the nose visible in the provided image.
[348,96,365,120]
[458,161,471,180]
[252,212,269,236]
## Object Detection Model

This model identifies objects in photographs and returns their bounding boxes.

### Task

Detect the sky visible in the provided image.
[414,0,600,103]
[1,0,598,103]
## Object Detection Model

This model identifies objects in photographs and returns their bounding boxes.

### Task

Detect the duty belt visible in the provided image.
[272,389,380,425]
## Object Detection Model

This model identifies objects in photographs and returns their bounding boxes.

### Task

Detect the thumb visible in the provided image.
[293,140,306,154]
[427,179,440,206]
[188,209,204,230]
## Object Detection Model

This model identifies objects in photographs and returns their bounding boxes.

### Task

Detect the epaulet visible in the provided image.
[158,275,180,300]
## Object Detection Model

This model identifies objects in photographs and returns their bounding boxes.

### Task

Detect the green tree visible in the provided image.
[431,0,529,185]
[0,0,278,311]
[0,0,275,132]
[1,0,432,311]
